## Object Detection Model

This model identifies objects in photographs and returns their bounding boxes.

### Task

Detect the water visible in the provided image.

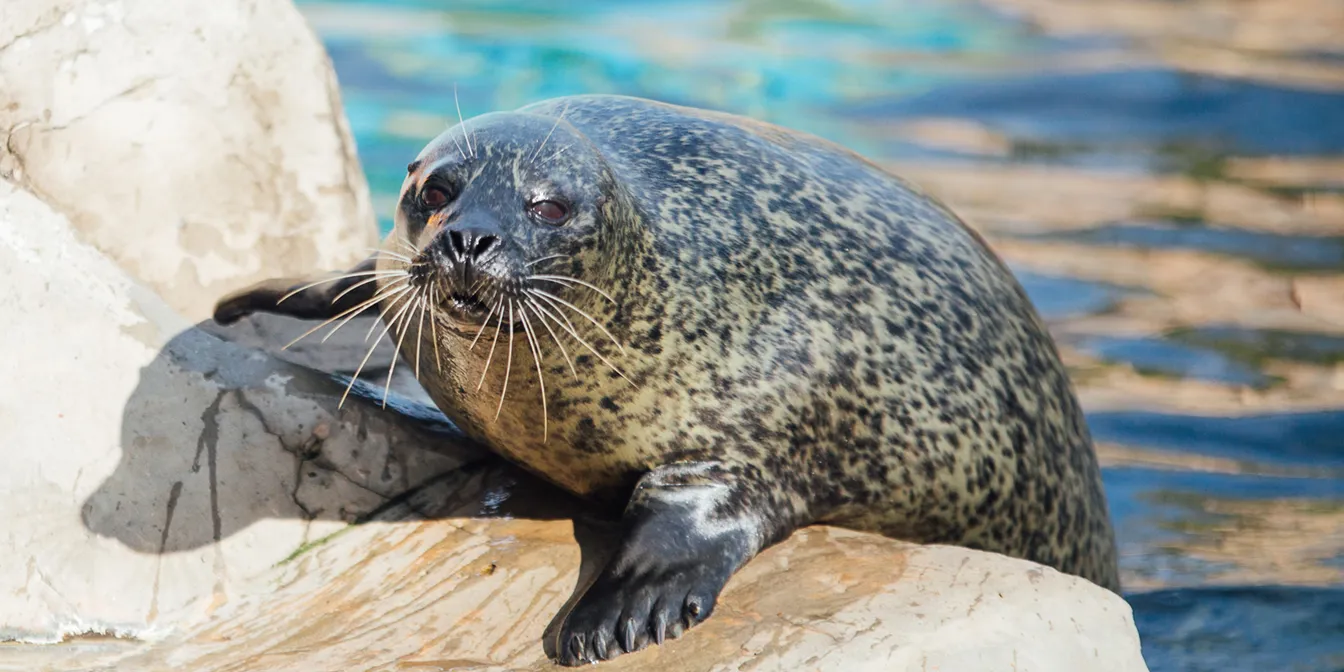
[296,1,1344,668]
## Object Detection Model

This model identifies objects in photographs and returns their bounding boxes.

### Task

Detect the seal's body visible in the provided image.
[215,95,1119,665]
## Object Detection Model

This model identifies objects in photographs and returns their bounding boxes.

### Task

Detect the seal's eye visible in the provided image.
[529,199,569,225]
[421,186,451,209]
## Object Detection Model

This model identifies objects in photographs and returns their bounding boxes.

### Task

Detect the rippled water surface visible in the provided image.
[296,0,1344,668]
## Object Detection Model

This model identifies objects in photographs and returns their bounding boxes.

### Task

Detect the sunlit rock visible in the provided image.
[0,0,378,321]
[0,178,476,647]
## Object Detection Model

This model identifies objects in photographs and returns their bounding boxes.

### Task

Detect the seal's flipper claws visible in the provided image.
[555,462,789,666]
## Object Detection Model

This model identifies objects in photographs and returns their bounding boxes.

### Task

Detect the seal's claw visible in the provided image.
[563,632,585,665]
[619,617,639,654]
[651,608,668,645]
[555,556,726,665]
[554,462,767,666]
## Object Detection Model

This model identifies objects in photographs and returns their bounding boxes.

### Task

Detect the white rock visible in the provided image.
[0,0,377,320]
[0,177,475,649]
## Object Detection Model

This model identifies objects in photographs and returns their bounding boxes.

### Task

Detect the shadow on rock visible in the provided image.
[79,316,622,653]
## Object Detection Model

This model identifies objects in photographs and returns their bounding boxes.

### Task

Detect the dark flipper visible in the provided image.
[556,462,793,665]
[212,255,378,325]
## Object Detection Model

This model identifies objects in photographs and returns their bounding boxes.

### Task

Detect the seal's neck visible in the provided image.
[586,184,658,361]
[592,182,652,290]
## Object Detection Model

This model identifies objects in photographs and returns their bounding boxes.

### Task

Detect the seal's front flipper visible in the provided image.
[212,255,379,325]
[556,462,793,665]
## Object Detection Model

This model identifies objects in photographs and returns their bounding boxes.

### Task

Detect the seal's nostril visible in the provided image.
[443,227,499,262]
[473,235,498,259]
[449,230,467,258]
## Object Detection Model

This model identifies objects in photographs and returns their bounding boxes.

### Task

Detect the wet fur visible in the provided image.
[215,95,1120,664]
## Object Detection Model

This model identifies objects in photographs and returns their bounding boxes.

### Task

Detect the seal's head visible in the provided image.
[391,110,632,334]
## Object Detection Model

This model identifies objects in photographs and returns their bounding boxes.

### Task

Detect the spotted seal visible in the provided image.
[213,94,1120,665]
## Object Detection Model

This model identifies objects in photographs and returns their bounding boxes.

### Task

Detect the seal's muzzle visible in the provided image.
[417,219,525,326]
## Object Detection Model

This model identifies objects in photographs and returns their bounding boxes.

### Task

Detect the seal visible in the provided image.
[214,94,1120,665]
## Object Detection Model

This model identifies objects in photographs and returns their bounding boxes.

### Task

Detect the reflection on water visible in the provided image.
[1173,326,1344,367]
[297,0,1344,668]
[1023,221,1344,272]
[1013,268,1134,320]
[1131,586,1344,672]
[1091,410,1344,468]
[850,68,1344,158]
[1079,335,1274,388]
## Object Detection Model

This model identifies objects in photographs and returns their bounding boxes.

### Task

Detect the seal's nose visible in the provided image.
[446,226,500,264]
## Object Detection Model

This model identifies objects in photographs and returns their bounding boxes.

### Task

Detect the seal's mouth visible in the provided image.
[439,287,525,332]
[447,291,489,316]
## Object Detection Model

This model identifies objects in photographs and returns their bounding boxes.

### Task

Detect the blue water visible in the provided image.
[297,1,1344,668]
[1023,221,1344,273]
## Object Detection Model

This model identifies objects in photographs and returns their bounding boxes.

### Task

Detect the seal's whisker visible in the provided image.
[494,301,516,421]
[320,282,412,344]
[277,270,405,304]
[469,301,500,350]
[412,287,428,382]
[519,302,548,440]
[380,286,420,408]
[369,253,416,268]
[542,146,569,166]
[529,101,570,163]
[530,276,573,287]
[454,84,474,159]
[339,288,417,409]
[527,288,627,355]
[476,302,506,392]
[445,117,467,161]
[466,277,488,297]
[428,284,444,374]
[525,299,577,379]
[330,274,403,306]
[397,239,420,256]
[527,275,616,304]
[364,284,414,343]
[526,295,582,351]
[526,296,634,387]
[282,281,409,350]
[368,252,413,267]
[525,254,569,267]
[366,247,414,262]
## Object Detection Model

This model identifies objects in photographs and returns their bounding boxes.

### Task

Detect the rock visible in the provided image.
[0,0,378,321]
[5,457,1150,671]
[0,177,481,648]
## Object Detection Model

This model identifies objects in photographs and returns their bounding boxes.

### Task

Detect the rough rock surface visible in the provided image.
[0,0,378,321]
[0,178,478,650]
